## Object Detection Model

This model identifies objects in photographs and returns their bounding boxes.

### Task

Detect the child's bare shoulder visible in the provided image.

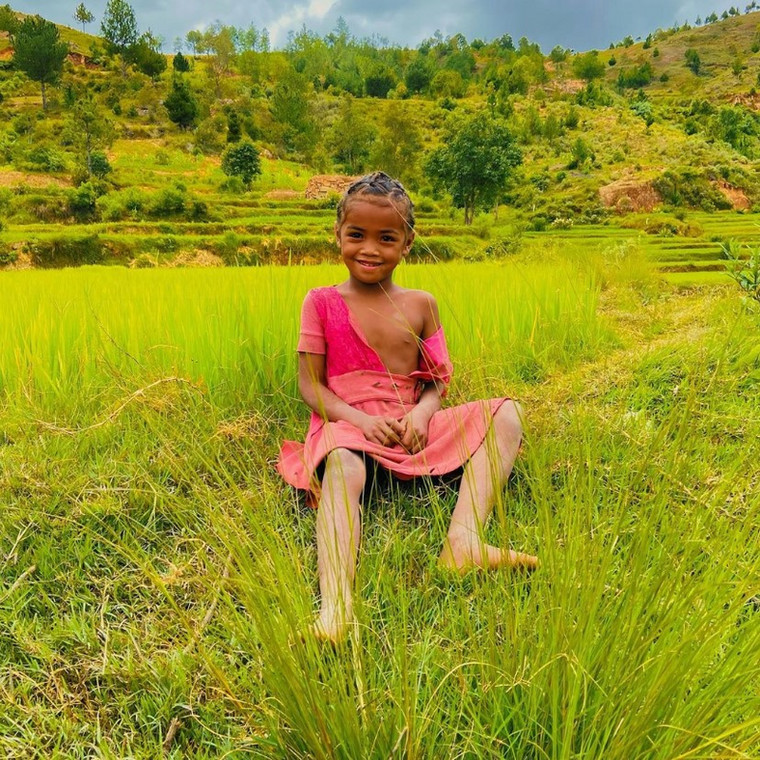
[395,288,441,333]
[395,286,437,306]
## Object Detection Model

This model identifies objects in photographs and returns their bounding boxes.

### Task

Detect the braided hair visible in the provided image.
[336,171,415,235]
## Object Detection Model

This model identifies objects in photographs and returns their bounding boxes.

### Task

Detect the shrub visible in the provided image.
[215,230,242,262]
[67,181,100,220]
[722,241,760,304]
[0,242,18,265]
[89,151,112,179]
[685,49,701,75]
[23,144,68,172]
[617,62,654,89]
[26,234,105,267]
[97,188,148,221]
[150,185,186,216]
[652,169,733,211]
[193,115,226,155]
[221,141,261,188]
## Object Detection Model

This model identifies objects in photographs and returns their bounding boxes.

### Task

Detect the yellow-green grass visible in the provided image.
[1,253,759,757]
[0,258,611,408]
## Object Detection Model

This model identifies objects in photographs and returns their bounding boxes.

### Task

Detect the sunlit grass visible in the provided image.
[1,256,759,757]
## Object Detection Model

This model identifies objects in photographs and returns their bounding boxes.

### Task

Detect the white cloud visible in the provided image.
[268,0,337,45]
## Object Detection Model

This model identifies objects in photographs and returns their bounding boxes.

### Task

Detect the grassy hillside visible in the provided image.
[1,6,760,278]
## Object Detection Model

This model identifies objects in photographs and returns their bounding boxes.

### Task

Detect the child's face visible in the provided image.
[335,198,414,288]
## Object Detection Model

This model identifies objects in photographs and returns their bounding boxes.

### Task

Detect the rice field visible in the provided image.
[1,252,759,758]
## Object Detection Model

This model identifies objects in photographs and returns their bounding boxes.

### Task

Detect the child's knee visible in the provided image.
[496,400,523,440]
[324,448,367,482]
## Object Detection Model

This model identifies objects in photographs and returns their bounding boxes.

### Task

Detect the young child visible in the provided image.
[277,172,538,642]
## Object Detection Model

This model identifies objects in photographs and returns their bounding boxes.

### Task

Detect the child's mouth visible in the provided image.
[357,260,381,268]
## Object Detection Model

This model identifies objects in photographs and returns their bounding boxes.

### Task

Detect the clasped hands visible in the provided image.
[356,410,431,453]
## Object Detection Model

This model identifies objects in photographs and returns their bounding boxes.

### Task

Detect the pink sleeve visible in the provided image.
[296,291,326,354]
[409,326,453,390]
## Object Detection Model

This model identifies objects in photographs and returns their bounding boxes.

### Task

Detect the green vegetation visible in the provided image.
[0,4,759,276]
[2,7,760,754]
[11,15,68,110]
[1,255,759,756]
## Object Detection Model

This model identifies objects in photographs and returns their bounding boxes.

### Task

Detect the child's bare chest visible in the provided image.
[347,300,424,374]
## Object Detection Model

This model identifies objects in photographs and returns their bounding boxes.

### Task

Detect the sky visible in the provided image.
[10,0,742,52]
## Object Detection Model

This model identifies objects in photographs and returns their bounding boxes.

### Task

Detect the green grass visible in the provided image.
[1,254,759,757]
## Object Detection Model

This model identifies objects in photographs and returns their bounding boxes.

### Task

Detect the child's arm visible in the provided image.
[399,293,445,453]
[298,352,404,447]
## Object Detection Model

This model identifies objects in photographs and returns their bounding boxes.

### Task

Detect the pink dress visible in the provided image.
[277,286,507,496]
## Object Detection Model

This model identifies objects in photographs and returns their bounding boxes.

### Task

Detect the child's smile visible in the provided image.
[335,199,414,288]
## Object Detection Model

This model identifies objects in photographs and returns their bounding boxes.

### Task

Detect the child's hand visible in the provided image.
[356,414,405,447]
[399,409,432,454]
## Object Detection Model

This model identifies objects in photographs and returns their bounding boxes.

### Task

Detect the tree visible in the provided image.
[0,4,19,38]
[364,65,396,98]
[164,77,198,129]
[270,66,318,155]
[369,108,422,187]
[172,51,190,72]
[572,50,605,81]
[63,92,115,179]
[127,31,167,77]
[12,16,69,111]
[425,110,522,224]
[184,23,235,96]
[101,0,138,73]
[325,96,377,173]
[226,109,241,143]
[685,48,701,75]
[404,56,433,94]
[74,3,94,33]
[221,141,261,188]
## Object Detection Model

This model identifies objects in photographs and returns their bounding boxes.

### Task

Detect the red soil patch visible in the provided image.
[599,179,662,212]
[715,181,750,210]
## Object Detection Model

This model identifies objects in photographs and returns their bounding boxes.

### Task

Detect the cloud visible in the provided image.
[268,0,337,45]
[9,0,733,51]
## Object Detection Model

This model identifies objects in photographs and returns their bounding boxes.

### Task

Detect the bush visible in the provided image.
[14,193,70,222]
[219,176,245,194]
[221,141,261,188]
[67,182,100,220]
[26,234,105,267]
[150,185,186,216]
[89,151,112,179]
[722,241,760,303]
[23,144,68,173]
[685,49,701,75]
[0,242,18,265]
[214,230,242,262]
[193,115,226,155]
[97,188,148,221]
[652,169,733,211]
[617,62,654,89]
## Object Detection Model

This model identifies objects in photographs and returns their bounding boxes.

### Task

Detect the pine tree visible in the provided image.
[13,15,69,111]
[74,3,94,33]
[164,78,198,129]
[101,0,137,74]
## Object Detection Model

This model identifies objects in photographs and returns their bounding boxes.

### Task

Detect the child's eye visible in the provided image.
[381,235,398,242]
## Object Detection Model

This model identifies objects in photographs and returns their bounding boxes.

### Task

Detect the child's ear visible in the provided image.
[403,230,415,255]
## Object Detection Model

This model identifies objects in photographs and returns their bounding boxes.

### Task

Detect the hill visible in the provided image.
[1,4,760,273]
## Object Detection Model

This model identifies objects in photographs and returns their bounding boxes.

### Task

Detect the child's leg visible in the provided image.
[439,401,538,571]
[314,448,366,641]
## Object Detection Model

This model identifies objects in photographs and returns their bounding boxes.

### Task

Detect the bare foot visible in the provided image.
[309,605,353,644]
[439,537,538,574]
